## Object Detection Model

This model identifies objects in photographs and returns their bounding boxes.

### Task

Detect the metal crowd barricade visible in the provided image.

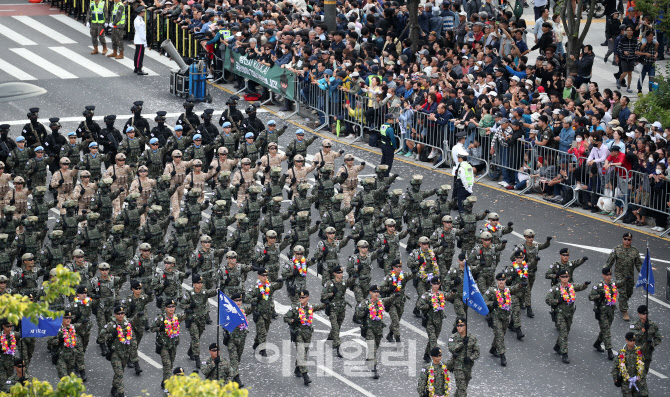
[626,169,670,234]
[328,90,366,142]
[572,157,629,220]
[476,136,534,194]
[295,78,330,131]
[404,111,447,169]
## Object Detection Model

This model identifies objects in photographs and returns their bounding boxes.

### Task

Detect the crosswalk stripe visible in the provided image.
[0,58,36,81]
[50,14,90,36]
[50,46,118,77]
[87,46,158,76]
[128,44,179,69]
[0,22,37,45]
[13,15,76,44]
[10,48,77,79]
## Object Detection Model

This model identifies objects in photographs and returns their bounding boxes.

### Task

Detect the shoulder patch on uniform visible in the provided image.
[630,325,635,329]
[448,338,454,341]
[593,286,597,289]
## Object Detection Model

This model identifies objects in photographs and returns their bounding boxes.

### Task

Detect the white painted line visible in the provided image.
[50,14,90,36]
[128,44,179,69]
[1,113,185,126]
[649,368,669,379]
[10,48,77,79]
[649,295,670,310]
[557,241,670,264]
[0,22,36,45]
[13,15,76,44]
[138,351,162,369]
[50,46,118,77]
[317,365,377,397]
[0,58,36,81]
[97,47,159,76]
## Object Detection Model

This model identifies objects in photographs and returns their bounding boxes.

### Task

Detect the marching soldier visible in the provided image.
[43,118,66,174]
[380,260,416,342]
[77,141,109,182]
[5,176,30,220]
[118,126,144,167]
[201,343,231,384]
[347,240,379,304]
[0,125,15,164]
[313,165,337,212]
[76,212,104,265]
[11,253,43,298]
[502,251,530,340]
[124,101,150,140]
[182,161,213,203]
[105,153,135,216]
[152,297,182,390]
[417,347,451,397]
[181,274,217,368]
[195,109,219,147]
[403,174,436,228]
[129,166,156,223]
[101,224,131,288]
[284,289,326,386]
[239,105,265,138]
[483,212,513,245]
[207,147,238,181]
[71,286,94,378]
[336,154,365,225]
[288,183,317,223]
[631,304,663,377]
[416,278,455,362]
[447,318,480,397]
[605,233,643,321]
[285,154,318,199]
[375,218,407,274]
[245,268,283,357]
[483,273,525,367]
[227,293,249,386]
[51,310,84,380]
[66,249,95,291]
[431,215,459,277]
[467,231,506,293]
[139,138,169,180]
[50,158,78,214]
[1,358,32,393]
[314,227,352,286]
[6,137,32,179]
[354,285,396,379]
[429,184,455,225]
[190,235,223,293]
[0,321,26,383]
[90,178,122,236]
[91,262,120,357]
[457,197,488,255]
[183,134,213,164]
[514,229,551,318]
[121,281,150,375]
[219,251,252,298]
[281,211,319,256]
[286,129,318,167]
[218,96,244,133]
[21,108,47,148]
[99,117,122,169]
[380,189,405,231]
[147,176,177,220]
[545,270,590,364]
[321,266,351,358]
[76,106,100,151]
[283,245,314,305]
[71,170,97,216]
[164,219,193,272]
[0,162,11,202]
[100,305,139,397]
[545,248,588,287]
[253,231,282,281]
[128,243,155,288]
[231,157,260,205]
[25,146,54,188]
[611,332,647,396]
[319,194,350,240]
[39,231,65,278]
[166,125,189,155]
[139,206,170,257]
[407,236,442,298]
[236,133,261,164]
[152,256,189,310]
[589,267,619,360]
[216,122,243,155]
[26,187,49,242]
[0,235,14,278]
[406,201,437,251]
[259,196,290,241]
[444,254,472,328]
[164,150,193,219]
[257,121,287,157]
[176,100,200,137]
[148,111,172,147]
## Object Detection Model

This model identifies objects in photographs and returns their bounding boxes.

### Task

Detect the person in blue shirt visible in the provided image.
[558,117,575,152]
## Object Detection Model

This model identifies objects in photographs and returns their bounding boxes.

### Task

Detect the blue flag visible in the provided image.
[635,249,655,294]
[218,291,248,332]
[462,261,489,316]
[20,316,62,338]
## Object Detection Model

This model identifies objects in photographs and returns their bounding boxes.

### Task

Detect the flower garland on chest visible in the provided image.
[391,271,404,292]
[496,288,511,310]
[63,325,77,348]
[485,222,498,233]
[419,249,439,281]
[293,257,307,277]
[604,283,618,305]
[1,333,16,355]
[164,315,180,338]
[116,322,132,345]
[368,300,384,321]
[426,362,450,397]
[74,296,92,306]
[618,347,644,382]
[560,284,576,304]
[431,292,445,312]
[513,261,528,279]
[298,305,314,326]
[258,280,271,300]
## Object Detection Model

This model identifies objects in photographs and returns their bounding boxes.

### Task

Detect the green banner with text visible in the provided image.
[222,47,296,101]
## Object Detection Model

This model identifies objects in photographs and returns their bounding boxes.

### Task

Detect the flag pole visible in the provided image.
[646,246,649,319]
[216,289,220,382]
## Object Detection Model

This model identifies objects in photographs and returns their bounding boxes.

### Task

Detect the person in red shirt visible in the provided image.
[603,146,630,177]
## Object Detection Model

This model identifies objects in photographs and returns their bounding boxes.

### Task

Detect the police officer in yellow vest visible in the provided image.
[453,144,474,213]
[379,114,397,177]
[87,0,108,55]
[107,0,126,59]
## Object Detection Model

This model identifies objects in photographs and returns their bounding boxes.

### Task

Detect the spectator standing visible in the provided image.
[133,6,148,75]
[635,30,658,94]
[616,26,638,93]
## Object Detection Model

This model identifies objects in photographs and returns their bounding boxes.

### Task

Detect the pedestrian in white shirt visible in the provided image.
[133,6,148,75]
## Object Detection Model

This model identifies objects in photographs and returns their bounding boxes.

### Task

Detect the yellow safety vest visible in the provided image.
[221,30,231,39]
[462,162,474,186]
[90,1,105,24]
[113,2,126,26]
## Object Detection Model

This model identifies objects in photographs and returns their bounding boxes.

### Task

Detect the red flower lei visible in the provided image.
[164,315,180,338]
[63,325,77,348]
[513,261,528,279]
[496,288,511,310]
[116,323,132,344]
[560,284,576,304]
[298,306,314,325]
[0,333,16,355]
[368,300,384,320]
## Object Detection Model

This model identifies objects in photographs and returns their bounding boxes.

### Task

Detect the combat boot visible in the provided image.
[500,354,507,366]
[134,361,142,375]
[79,369,87,382]
[91,46,99,55]
[593,340,604,352]
[395,334,400,342]
[116,51,124,60]
[516,327,525,340]
[553,344,560,354]
[489,346,499,357]
[206,313,212,324]
[622,311,630,321]
[385,331,393,342]
[335,346,343,358]
[101,45,107,55]
[259,349,267,357]
[233,375,243,387]
[526,306,535,318]
[100,342,109,357]
[195,355,201,369]
[107,50,117,58]
[607,349,614,360]
[562,353,570,364]
[187,347,193,360]
[294,366,301,377]
[372,365,379,379]
[303,373,311,386]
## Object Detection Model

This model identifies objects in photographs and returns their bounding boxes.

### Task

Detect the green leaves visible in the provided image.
[0,374,92,397]
[164,374,248,397]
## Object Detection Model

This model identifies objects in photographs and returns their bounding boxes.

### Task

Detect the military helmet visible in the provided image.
[225,251,237,258]
[163,256,176,264]
[158,175,171,184]
[87,212,100,221]
[22,253,35,261]
[126,192,141,201]
[248,185,262,194]
[33,186,47,196]
[375,164,389,173]
[150,205,162,213]
[172,150,182,157]
[357,240,369,248]
[218,170,231,180]
[296,211,309,219]
[385,218,396,226]
[49,230,63,239]
[175,218,188,227]
[298,183,310,191]
[101,177,114,186]
[115,153,126,160]
[266,230,277,238]
[213,200,227,211]
[320,164,333,173]
[0,234,8,242]
[200,235,212,243]
[234,213,247,222]
[465,196,477,204]
[64,200,77,208]
[137,165,148,172]
[270,166,281,176]
[418,236,430,244]
[139,243,152,250]
[293,245,305,254]
[362,177,375,186]
[72,249,84,257]
[188,188,202,196]
[325,226,336,234]
[442,215,453,223]
[488,212,499,220]
[98,262,111,270]
[391,189,403,197]
[80,170,91,177]
[480,231,493,239]
[361,207,374,215]
[332,193,344,202]
[111,224,124,234]
[59,157,70,165]
[271,196,282,204]
[410,174,423,185]
[437,184,452,195]
[294,154,305,162]
[523,229,535,237]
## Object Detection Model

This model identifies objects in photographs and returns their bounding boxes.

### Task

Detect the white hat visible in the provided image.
[652,121,662,129]
[511,76,520,82]
[488,91,498,97]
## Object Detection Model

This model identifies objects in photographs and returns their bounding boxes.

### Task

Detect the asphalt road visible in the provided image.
[1,4,669,397]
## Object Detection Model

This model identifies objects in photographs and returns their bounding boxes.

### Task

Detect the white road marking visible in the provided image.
[128,44,179,69]
[88,46,158,76]
[0,22,36,45]
[1,113,184,126]
[13,15,76,44]
[138,351,163,369]
[0,58,36,81]
[50,46,118,77]
[10,48,77,79]
[317,365,378,397]
[50,14,90,36]
[649,368,669,379]
[649,295,670,310]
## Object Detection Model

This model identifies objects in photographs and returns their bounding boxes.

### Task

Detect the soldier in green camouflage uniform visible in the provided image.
[444,254,473,329]
[372,165,397,209]
[240,185,266,241]
[347,240,379,304]
[190,235,225,291]
[513,229,551,318]
[429,184,455,225]
[118,126,144,166]
[151,299,181,389]
[147,176,177,220]
[0,235,12,279]
[457,197,488,255]
[589,267,618,360]
[284,289,326,386]
[12,216,42,261]
[201,343,231,384]
[90,178,123,236]
[202,201,234,253]
[165,218,194,272]
[219,251,253,297]
[483,213,513,245]
[402,175,436,237]
[115,192,145,253]
[417,347,451,397]
[128,243,156,294]
[380,189,405,231]
[181,274,217,368]
[285,130,317,167]
[245,268,283,356]
[39,230,66,278]
[76,212,104,265]
[54,200,85,256]
[138,138,170,179]
[253,231,282,281]
[288,183,317,223]
[51,310,84,380]
[353,206,379,254]
[152,256,189,310]
[26,186,52,241]
[545,248,588,287]
[227,215,256,281]
[257,121,287,155]
[101,225,131,289]
[447,318,480,397]
[408,236,442,299]
[354,285,396,379]
[100,305,138,397]
[261,167,285,202]
[314,164,337,212]
[406,200,437,252]
[352,178,381,220]
[314,227,352,286]
[235,133,261,164]
[380,260,416,342]
[631,304,663,377]
[139,206,171,261]
[66,249,95,291]
[502,250,530,340]
[282,245,313,304]
[10,253,42,298]
[467,231,507,293]
[611,332,648,397]
[431,215,459,277]
[280,211,319,257]
[91,262,120,357]
[71,285,94,379]
[259,198,290,242]
[77,142,110,182]
[545,270,589,364]
[213,172,236,213]
[320,194,350,240]
[374,219,408,274]
[321,266,352,357]
[605,233,643,321]
[227,293,250,387]
[0,207,20,254]
[25,146,54,188]
[416,278,456,362]
[181,188,210,247]
[1,358,33,393]
[484,273,525,366]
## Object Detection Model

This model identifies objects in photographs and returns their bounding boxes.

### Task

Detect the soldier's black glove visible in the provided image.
[163,278,169,287]
[20,214,27,221]
[584,281,591,286]
[110,252,118,259]
[190,301,197,309]
[81,318,89,324]
[485,314,493,328]
[453,276,461,286]
[614,380,621,388]
[462,336,469,345]
[520,280,528,287]
[256,160,262,167]
[137,311,144,317]
[168,216,175,222]
[501,240,507,245]
[290,177,297,184]
[118,187,125,192]
[172,240,178,248]
[239,175,245,184]
[384,244,390,253]
[507,222,513,227]
[332,286,338,295]
[338,149,345,155]
[315,220,321,226]
[58,179,64,187]
[464,357,473,365]
[546,236,552,241]
[264,165,270,173]
[214,356,220,364]
[138,266,145,276]
[185,270,192,277]
[582,256,588,261]
[484,210,490,214]
[9,199,15,205]
[293,268,300,276]
[361,161,366,167]
[171,170,176,177]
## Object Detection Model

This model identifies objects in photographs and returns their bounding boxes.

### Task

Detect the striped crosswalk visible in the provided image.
[0,14,175,81]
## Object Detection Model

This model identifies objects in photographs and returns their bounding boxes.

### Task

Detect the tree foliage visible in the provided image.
[164,374,248,397]
[560,0,599,74]
[633,63,670,125]
[635,0,670,34]
[0,374,92,397]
